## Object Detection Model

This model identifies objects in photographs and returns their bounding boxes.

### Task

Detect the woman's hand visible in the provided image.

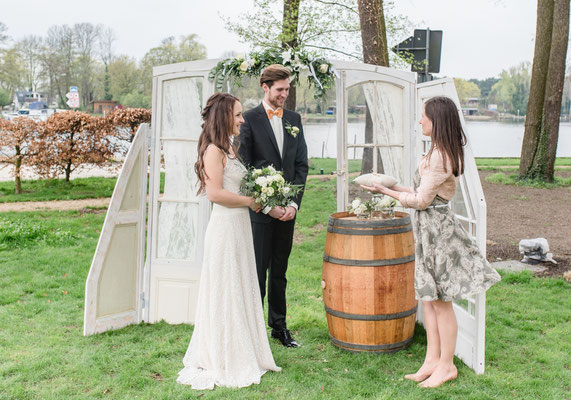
[360,183,387,194]
[248,197,263,212]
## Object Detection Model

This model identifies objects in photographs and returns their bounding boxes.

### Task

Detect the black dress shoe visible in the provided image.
[271,328,300,347]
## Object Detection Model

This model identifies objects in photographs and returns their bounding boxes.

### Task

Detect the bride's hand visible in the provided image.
[248,197,262,212]
[360,183,387,194]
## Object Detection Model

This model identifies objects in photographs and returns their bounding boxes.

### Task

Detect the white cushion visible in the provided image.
[353,173,397,188]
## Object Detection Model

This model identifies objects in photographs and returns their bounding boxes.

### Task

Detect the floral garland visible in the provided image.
[208,47,335,100]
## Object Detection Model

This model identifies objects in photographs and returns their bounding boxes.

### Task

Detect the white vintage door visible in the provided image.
[416,78,488,374]
[331,60,417,212]
[144,60,218,324]
[83,124,149,335]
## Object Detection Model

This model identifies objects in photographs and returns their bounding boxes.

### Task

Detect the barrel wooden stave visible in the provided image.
[322,211,417,353]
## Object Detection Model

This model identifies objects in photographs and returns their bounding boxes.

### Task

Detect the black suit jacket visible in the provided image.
[238,103,309,223]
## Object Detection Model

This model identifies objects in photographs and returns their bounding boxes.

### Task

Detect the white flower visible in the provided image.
[355,204,368,215]
[239,61,248,72]
[267,187,275,196]
[379,197,396,209]
[351,199,361,210]
[267,165,276,174]
[261,187,268,194]
[282,50,292,63]
[235,53,245,61]
[248,58,256,67]
[253,168,262,176]
[319,63,329,73]
[277,175,285,183]
[255,176,268,187]
[283,186,291,194]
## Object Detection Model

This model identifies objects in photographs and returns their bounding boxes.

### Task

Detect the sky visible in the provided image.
[1,0,542,80]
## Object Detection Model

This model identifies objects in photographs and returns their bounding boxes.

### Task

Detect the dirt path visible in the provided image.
[0,198,110,212]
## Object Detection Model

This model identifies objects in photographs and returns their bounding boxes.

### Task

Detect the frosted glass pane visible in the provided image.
[120,153,142,211]
[363,82,405,183]
[161,77,202,139]
[162,141,198,201]
[97,224,138,317]
[157,201,198,260]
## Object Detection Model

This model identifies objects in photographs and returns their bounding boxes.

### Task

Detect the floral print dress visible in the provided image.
[412,169,501,301]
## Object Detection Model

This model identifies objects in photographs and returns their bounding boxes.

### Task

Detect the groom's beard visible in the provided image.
[267,93,286,109]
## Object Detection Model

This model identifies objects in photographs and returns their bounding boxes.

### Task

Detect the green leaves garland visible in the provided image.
[208,47,335,100]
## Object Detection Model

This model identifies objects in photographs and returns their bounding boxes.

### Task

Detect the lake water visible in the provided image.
[304,120,571,158]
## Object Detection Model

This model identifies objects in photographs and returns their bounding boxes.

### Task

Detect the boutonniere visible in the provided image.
[284,121,300,138]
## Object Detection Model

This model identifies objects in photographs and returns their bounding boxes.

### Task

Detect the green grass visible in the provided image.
[485,172,571,188]
[0,177,117,203]
[475,157,571,167]
[0,173,166,203]
[0,178,569,399]
[309,158,362,175]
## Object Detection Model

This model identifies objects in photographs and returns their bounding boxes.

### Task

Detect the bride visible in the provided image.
[176,92,281,390]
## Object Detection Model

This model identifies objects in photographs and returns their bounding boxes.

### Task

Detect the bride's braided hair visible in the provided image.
[195,92,240,195]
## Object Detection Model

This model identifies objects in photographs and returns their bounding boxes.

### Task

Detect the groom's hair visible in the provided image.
[260,64,291,88]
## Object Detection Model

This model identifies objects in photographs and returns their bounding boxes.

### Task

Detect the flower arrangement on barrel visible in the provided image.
[208,47,336,100]
[349,172,401,219]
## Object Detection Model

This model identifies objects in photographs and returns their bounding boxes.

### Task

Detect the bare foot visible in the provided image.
[404,361,439,382]
[419,364,457,388]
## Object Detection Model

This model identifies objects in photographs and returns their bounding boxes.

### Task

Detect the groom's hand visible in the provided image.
[268,207,286,219]
[279,206,296,221]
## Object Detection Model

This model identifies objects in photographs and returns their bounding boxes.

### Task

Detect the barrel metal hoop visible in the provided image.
[327,225,412,236]
[325,305,417,321]
[322,254,415,267]
[329,334,414,351]
[329,215,411,228]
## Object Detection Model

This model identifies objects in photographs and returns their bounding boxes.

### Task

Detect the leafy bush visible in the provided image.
[0,217,83,250]
[485,172,571,188]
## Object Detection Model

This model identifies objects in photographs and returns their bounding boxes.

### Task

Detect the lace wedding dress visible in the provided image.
[177,156,281,390]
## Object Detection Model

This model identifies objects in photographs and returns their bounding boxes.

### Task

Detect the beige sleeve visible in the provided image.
[399,151,452,210]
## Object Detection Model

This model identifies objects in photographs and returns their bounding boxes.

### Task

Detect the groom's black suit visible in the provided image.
[239,104,308,331]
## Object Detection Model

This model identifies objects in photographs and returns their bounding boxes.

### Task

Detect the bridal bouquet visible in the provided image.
[240,165,302,208]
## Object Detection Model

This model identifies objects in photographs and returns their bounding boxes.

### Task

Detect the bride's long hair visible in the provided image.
[424,96,466,177]
[195,92,240,195]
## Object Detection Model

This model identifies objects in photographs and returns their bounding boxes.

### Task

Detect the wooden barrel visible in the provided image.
[321,211,417,353]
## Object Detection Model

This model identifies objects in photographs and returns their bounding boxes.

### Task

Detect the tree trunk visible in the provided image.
[519,0,554,178]
[358,0,389,174]
[542,0,569,181]
[14,146,22,194]
[282,0,301,111]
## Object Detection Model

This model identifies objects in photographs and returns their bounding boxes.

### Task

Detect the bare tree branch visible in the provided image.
[304,44,361,60]
[314,0,359,15]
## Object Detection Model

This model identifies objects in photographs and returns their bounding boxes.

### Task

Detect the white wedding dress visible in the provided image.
[177,156,281,390]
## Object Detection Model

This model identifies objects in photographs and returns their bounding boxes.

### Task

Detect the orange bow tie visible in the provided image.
[266,108,283,119]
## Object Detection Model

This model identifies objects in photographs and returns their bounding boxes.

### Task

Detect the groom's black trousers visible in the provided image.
[251,217,296,330]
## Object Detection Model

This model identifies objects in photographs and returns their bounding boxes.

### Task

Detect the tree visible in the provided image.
[108,55,139,101]
[358,0,389,174]
[140,34,207,96]
[99,27,115,101]
[105,107,152,148]
[519,0,569,182]
[73,23,102,110]
[35,111,113,182]
[0,117,38,193]
[41,25,76,108]
[454,78,481,107]
[489,63,531,114]
[282,0,301,111]
[16,35,44,92]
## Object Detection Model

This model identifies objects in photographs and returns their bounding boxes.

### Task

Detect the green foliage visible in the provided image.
[485,172,571,188]
[0,87,11,107]
[0,215,82,250]
[209,48,335,100]
[454,78,481,103]
[476,157,571,167]
[489,62,531,114]
[0,186,569,399]
[119,90,152,109]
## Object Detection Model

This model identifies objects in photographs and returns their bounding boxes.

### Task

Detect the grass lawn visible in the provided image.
[0,177,569,399]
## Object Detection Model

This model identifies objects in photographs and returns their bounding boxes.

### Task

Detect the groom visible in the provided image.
[239,64,308,348]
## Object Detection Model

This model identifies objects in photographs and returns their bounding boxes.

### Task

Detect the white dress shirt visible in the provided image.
[261,101,298,214]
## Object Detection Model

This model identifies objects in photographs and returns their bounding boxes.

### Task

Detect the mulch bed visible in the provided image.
[481,170,570,277]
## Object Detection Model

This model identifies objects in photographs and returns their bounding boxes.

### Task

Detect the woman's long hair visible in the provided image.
[424,96,466,177]
[194,92,240,195]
